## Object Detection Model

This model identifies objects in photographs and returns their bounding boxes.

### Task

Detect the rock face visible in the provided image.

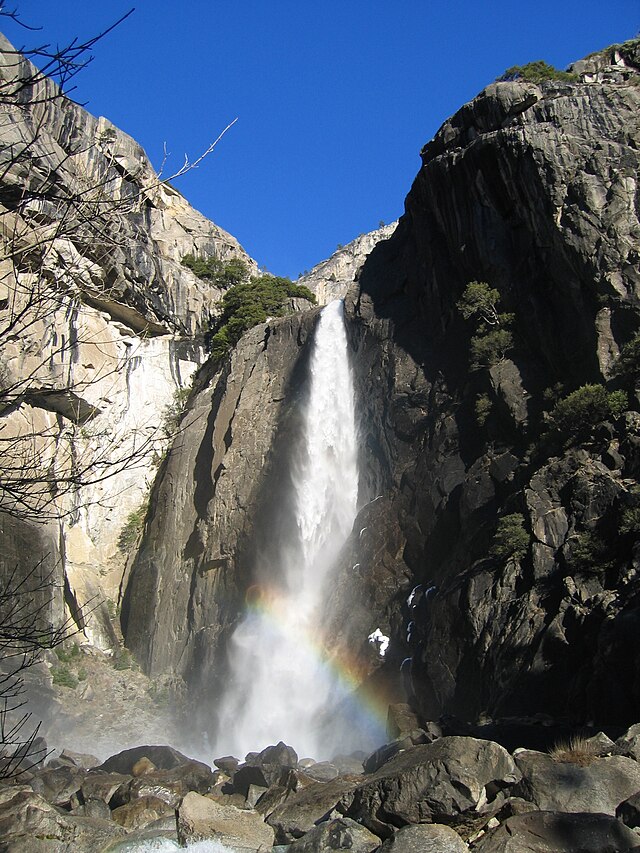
[337,40,640,729]
[0,32,255,658]
[297,223,398,305]
[121,308,321,707]
[119,39,640,746]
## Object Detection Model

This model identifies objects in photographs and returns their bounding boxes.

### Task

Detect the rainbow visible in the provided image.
[243,582,391,750]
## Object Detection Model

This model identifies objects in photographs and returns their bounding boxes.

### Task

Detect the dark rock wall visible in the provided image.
[122,44,640,735]
[340,51,640,728]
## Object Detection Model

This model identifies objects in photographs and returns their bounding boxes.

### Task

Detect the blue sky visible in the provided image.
[2,2,638,278]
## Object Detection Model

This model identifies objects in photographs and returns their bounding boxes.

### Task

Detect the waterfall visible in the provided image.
[215,299,359,760]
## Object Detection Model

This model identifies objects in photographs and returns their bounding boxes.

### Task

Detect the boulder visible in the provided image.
[347,737,520,835]
[381,823,469,852]
[29,765,87,808]
[111,794,175,829]
[215,755,241,772]
[616,790,640,828]
[472,810,640,852]
[266,777,361,843]
[616,723,640,760]
[363,730,430,773]
[514,749,640,814]
[176,790,275,849]
[286,817,380,852]
[386,704,424,739]
[56,749,99,770]
[80,771,132,807]
[0,787,126,852]
[303,762,340,782]
[132,757,157,777]
[97,744,194,774]
[127,761,215,808]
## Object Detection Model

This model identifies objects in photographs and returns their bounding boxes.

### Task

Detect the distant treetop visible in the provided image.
[498,60,578,84]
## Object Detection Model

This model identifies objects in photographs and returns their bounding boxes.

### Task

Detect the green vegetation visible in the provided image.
[457,281,514,369]
[492,513,530,561]
[613,333,640,385]
[55,644,81,664]
[181,254,249,289]
[566,531,612,573]
[51,664,78,689]
[118,501,148,553]
[113,649,133,671]
[498,61,578,84]
[549,384,628,441]
[470,328,514,369]
[147,681,170,708]
[620,507,640,536]
[161,386,191,438]
[475,393,492,426]
[207,273,316,363]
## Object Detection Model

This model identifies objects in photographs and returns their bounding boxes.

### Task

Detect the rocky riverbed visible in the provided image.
[4,711,640,851]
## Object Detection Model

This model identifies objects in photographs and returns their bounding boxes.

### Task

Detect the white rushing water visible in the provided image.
[215,299,359,760]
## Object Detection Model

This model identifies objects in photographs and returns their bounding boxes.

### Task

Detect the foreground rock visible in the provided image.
[285,817,380,853]
[0,787,126,852]
[472,810,640,852]
[177,791,275,849]
[381,823,469,852]
[346,737,519,836]
[514,749,640,814]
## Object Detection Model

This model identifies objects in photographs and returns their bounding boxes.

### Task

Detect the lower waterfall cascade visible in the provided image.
[214,299,369,760]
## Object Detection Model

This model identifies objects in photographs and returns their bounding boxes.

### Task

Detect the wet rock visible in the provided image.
[132,757,157,776]
[111,794,174,829]
[514,748,640,814]
[347,737,520,836]
[127,760,215,807]
[0,787,126,851]
[286,816,380,852]
[29,764,87,808]
[386,704,424,739]
[80,771,132,807]
[97,744,194,774]
[176,790,275,848]
[381,823,469,852]
[472,810,640,852]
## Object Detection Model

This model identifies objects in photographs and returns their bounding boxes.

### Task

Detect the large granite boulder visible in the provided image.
[285,817,380,853]
[176,790,275,849]
[380,823,469,852]
[472,810,640,852]
[0,787,126,852]
[346,737,519,835]
[514,749,640,814]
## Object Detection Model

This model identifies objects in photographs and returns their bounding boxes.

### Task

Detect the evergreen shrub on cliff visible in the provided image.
[207,274,316,363]
[181,254,249,289]
[549,384,627,441]
[456,281,514,368]
[613,333,640,386]
[491,513,530,561]
[498,61,577,83]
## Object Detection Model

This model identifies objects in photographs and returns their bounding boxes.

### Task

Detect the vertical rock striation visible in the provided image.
[340,40,640,728]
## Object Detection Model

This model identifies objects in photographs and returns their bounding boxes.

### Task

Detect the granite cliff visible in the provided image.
[121,40,640,742]
[3,28,640,760]
[0,31,255,652]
